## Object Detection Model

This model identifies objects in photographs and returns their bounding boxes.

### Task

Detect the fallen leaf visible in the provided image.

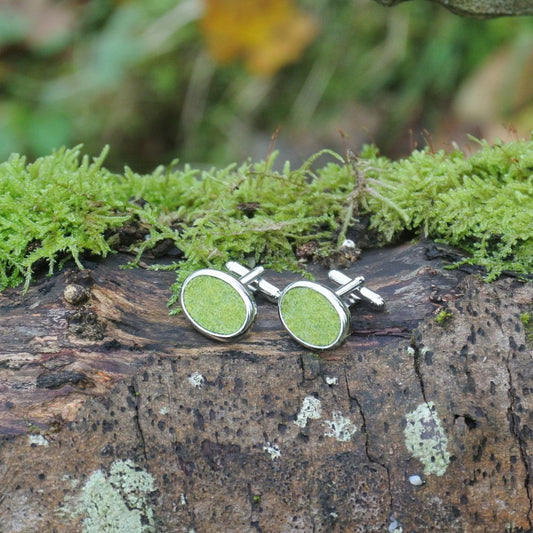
[201,0,317,76]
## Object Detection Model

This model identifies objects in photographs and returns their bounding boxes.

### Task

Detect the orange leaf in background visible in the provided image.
[201,0,317,76]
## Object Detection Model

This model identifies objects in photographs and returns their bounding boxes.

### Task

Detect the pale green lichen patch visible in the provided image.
[325,376,338,386]
[263,442,281,460]
[295,395,322,428]
[323,411,358,442]
[404,401,451,476]
[80,459,156,533]
[187,371,205,388]
[28,434,49,446]
[182,275,247,335]
[281,287,341,347]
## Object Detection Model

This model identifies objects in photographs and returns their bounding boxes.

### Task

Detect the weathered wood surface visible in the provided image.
[0,242,532,532]
[372,0,533,17]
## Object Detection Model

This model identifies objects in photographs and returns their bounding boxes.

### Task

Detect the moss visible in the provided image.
[520,312,533,345]
[358,137,533,281]
[280,287,342,348]
[0,145,130,291]
[435,309,453,326]
[1,137,532,308]
[182,275,248,335]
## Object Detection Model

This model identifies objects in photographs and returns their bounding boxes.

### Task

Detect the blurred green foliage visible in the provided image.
[0,0,532,170]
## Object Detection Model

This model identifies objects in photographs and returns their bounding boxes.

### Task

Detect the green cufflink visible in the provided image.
[278,271,384,350]
[180,262,384,350]
[179,263,279,341]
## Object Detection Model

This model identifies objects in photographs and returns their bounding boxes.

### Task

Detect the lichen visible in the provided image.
[28,434,49,447]
[263,442,281,460]
[404,401,451,476]
[188,372,205,388]
[294,395,322,428]
[325,376,338,386]
[323,411,358,442]
[80,459,156,533]
[280,287,342,348]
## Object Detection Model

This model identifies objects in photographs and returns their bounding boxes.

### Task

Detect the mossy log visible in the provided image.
[0,242,532,532]
[372,0,533,17]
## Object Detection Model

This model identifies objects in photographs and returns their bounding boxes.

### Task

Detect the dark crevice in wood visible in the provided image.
[343,367,394,520]
[505,353,533,529]
[410,338,428,404]
[129,376,148,463]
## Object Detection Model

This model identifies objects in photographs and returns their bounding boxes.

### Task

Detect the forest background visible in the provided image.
[1,0,532,173]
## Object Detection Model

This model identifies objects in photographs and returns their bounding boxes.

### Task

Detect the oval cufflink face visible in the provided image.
[278,281,350,350]
[180,269,256,341]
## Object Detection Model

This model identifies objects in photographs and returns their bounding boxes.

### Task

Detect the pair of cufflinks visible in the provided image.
[180,261,384,351]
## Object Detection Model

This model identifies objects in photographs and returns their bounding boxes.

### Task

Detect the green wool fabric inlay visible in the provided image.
[281,287,341,347]
[183,275,247,335]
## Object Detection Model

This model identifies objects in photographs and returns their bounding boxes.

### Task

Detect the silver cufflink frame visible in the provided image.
[180,266,259,341]
[180,261,384,350]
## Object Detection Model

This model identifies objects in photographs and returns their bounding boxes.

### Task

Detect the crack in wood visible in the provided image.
[129,376,148,463]
[505,353,533,529]
[342,368,393,519]
[410,338,428,404]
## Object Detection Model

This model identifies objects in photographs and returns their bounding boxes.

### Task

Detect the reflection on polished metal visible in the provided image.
[328,270,385,309]
[225,261,281,302]
[180,264,271,341]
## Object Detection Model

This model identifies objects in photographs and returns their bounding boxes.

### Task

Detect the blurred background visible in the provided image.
[0,0,532,172]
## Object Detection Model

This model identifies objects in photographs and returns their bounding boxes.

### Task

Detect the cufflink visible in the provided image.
[180,262,279,341]
[278,271,384,350]
[180,262,384,351]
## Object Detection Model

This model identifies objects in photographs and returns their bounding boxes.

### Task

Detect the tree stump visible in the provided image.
[0,242,531,532]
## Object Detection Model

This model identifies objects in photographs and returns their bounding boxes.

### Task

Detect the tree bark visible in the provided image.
[372,0,533,18]
[0,243,531,532]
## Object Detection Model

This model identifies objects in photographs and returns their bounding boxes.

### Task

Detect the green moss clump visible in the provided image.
[435,309,453,326]
[181,275,248,335]
[520,312,533,346]
[280,287,343,348]
[0,145,130,290]
[0,146,353,301]
[123,148,355,307]
[0,137,532,309]
[357,137,533,281]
